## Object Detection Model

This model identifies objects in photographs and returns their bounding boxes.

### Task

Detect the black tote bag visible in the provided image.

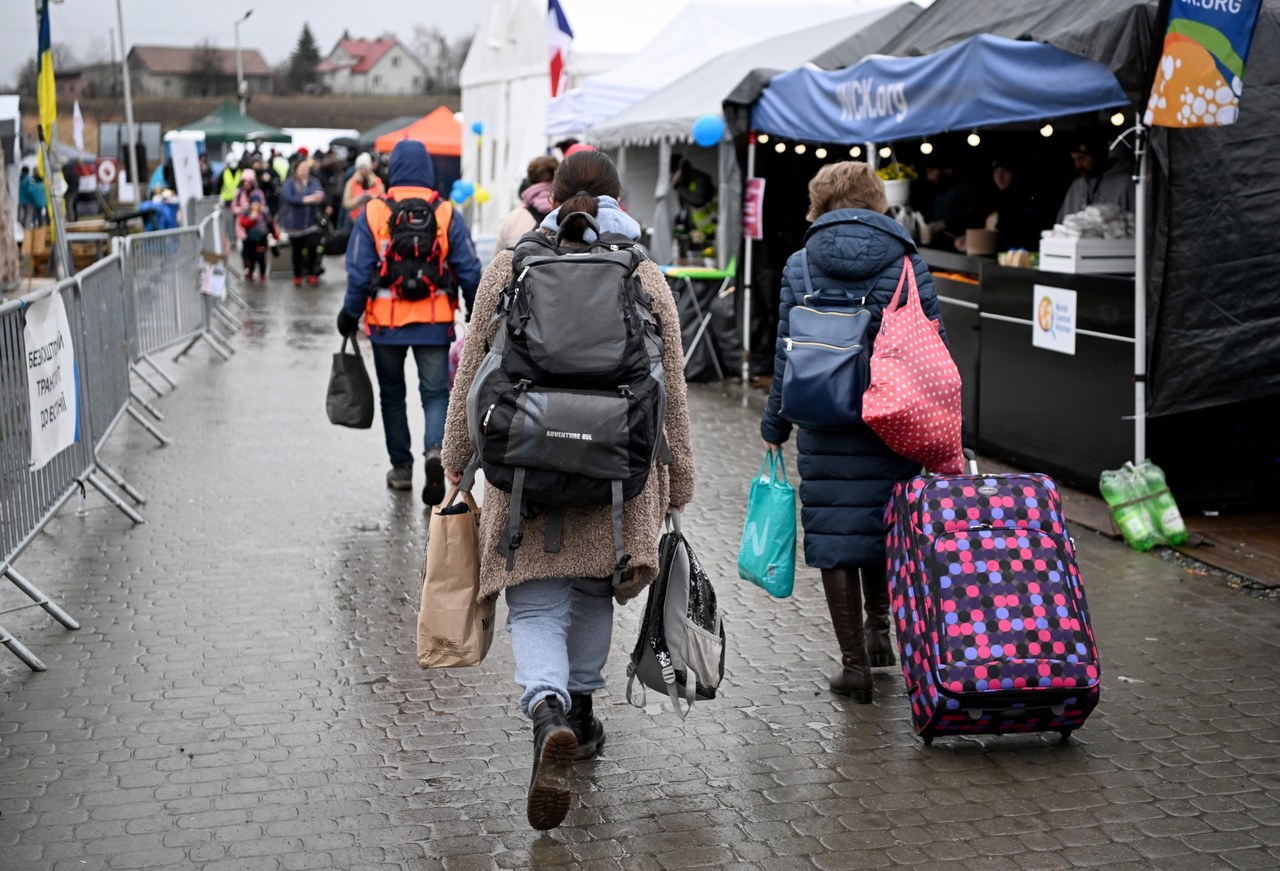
[326,335,375,428]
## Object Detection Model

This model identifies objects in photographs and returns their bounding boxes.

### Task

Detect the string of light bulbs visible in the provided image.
[752,109,1127,160]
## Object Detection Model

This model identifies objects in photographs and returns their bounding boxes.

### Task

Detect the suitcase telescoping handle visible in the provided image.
[925,448,979,477]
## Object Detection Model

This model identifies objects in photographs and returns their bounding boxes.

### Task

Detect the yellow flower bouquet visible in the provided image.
[876,162,918,182]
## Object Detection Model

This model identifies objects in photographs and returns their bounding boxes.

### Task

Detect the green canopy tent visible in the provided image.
[177,100,291,147]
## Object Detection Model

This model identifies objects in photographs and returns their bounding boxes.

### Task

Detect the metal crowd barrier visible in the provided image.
[120,224,230,396]
[186,196,250,311]
[187,195,221,228]
[1,271,150,671]
[173,210,246,362]
[2,212,243,670]
[78,255,169,449]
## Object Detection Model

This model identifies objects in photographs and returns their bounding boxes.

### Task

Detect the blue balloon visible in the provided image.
[451,180,475,203]
[470,121,485,135]
[691,114,726,147]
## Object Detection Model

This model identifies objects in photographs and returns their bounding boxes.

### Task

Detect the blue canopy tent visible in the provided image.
[734,33,1148,463]
[750,34,1129,143]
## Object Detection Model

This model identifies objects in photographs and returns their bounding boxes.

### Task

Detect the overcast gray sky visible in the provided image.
[1,0,487,81]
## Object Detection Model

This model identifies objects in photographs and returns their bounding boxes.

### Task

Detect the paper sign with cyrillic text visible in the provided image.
[24,291,79,470]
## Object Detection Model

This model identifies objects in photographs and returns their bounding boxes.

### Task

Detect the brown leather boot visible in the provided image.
[861,564,896,668]
[820,568,873,703]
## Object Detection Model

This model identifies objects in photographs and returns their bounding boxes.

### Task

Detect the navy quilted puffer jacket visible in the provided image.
[760,208,949,569]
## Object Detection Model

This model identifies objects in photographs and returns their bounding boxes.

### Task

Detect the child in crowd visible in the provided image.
[238,200,272,282]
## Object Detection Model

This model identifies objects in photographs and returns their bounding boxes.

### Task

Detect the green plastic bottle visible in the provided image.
[1100,467,1158,551]
[1136,459,1188,545]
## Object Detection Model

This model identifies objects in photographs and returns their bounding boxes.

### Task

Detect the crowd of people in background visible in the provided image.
[197,144,397,284]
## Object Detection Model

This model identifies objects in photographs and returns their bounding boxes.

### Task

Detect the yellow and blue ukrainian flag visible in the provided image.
[36,0,57,178]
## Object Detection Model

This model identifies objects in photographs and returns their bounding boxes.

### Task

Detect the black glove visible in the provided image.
[336,310,359,337]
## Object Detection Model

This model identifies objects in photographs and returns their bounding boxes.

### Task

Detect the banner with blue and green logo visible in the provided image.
[1145,0,1264,127]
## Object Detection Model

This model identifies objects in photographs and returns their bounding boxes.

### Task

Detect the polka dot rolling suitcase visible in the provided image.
[885,459,1101,745]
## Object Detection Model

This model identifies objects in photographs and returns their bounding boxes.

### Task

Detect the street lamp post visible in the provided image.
[114,0,140,203]
[233,9,253,115]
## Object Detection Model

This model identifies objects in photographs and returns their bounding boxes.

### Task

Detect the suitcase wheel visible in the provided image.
[922,734,934,747]
[1059,729,1073,744]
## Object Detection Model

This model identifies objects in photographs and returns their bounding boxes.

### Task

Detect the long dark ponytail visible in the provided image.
[552,150,622,243]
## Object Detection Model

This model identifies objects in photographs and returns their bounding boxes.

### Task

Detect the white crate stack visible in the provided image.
[1039,238,1136,274]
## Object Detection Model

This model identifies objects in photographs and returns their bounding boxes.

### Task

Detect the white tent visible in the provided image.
[592,2,920,267]
[545,2,877,139]
[460,0,689,235]
[592,4,918,149]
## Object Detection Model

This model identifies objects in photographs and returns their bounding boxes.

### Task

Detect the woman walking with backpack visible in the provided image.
[760,162,952,703]
[441,150,695,831]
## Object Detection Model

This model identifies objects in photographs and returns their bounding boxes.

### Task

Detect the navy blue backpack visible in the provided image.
[780,250,873,430]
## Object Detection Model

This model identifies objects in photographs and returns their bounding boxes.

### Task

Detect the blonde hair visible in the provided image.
[806,161,888,221]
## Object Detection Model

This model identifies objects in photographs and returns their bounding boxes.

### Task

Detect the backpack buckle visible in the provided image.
[614,554,632,572]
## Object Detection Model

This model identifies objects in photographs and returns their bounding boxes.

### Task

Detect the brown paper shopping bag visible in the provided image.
[416,487,496,668]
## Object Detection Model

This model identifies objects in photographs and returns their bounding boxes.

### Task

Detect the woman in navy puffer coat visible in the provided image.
[761,162,950,703]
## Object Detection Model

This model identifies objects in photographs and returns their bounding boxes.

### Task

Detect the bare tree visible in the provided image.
[15,59,37,96]
[83,37,111,64]
[188,39,228,98]
[412,25,451,93]
[14,43,78,96]
[449,33,473,85]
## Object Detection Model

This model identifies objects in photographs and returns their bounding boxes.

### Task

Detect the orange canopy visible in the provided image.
[374,106,462,156]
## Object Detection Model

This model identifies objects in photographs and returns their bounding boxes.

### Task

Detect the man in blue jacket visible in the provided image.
[337,140,482,505]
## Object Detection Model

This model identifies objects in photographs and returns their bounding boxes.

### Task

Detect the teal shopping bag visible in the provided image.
[737,449,796,598]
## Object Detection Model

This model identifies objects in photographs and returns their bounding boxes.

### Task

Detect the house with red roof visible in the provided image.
[316,36,427,96]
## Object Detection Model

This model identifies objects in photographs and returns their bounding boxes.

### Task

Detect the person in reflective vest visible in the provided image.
[219,163,242,204]
[336,140,482,506]
[342,153,385,226]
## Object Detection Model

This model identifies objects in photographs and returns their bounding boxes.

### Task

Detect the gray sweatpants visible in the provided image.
[506,576,614,718]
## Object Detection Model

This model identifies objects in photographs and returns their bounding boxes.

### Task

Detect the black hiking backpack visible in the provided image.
[378,195,455,302]
[463,214,668,583]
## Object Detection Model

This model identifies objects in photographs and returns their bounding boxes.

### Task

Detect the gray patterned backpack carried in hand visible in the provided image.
[627,511,726,718]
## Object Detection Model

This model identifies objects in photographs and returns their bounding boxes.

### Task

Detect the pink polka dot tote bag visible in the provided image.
[862,257,964,474]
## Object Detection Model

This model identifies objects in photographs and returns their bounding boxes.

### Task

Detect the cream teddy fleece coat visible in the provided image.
[441,247,695,604]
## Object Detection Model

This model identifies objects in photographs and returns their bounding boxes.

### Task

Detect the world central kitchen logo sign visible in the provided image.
[836,77,910,123]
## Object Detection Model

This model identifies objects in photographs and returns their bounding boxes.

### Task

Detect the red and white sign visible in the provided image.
[96,157,118,185]
[743,177,765,240]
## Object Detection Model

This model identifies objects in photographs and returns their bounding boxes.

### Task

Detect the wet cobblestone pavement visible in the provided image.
[2,267,1279,870]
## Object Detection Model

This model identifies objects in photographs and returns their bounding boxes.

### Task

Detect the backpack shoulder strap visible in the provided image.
[610,479,629,587]
[510,231,558,268]
[799,250,816,300]
[798,249,866,307]
[591,233,647,272]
